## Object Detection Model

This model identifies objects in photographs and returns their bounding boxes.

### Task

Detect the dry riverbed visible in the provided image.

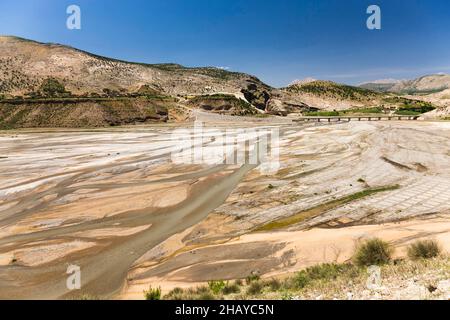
[0,120,449,299]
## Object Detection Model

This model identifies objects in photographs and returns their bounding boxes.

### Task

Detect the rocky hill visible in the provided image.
[0,36,282,127]
[360,74,450,94]
[0,36,259,97]
[0,36,444,128]
[282,80,388,111]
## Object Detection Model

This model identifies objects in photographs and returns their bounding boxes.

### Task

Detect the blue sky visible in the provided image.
[1,0,450,87]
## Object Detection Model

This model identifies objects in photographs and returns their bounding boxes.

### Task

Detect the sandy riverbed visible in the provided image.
[0,120,448,299]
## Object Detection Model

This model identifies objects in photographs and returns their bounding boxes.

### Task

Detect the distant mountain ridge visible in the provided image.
[360,74,450,94]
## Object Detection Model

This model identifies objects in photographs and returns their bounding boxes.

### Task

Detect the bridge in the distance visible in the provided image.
[294,115,420,123]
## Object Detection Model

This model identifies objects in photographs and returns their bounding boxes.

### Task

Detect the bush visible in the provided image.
[197,292,216,300]
[246,281,263,295]
[222,283,241,295]
[164,287,184,300]
[264,278,282,291]
[290,263,358,290]
[407,240,441,260]
[40,78,69,97]
[245,272,260,284]
[144,286,161,300]
[353,238,393,267]
[292,272,310,289]
[208,280,226,294]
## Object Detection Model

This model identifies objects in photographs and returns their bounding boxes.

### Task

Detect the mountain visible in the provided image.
[0,36,442,128]
[0,36,269,99]
[282,80,385,110]
[360,74,450,94]
[391,74,450,94]
[1,36,306,127]
[359,79,401,93]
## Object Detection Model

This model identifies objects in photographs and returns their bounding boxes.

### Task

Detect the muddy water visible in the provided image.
[0,123,301,299]
[0,161,256,299]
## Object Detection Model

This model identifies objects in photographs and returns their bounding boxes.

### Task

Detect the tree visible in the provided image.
[40,78,70,97]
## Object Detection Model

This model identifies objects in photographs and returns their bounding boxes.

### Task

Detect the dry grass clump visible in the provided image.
[353,238,393,267]
[407,240,441,260]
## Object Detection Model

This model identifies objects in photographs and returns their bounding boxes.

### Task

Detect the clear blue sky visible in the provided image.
[1,0,450,87]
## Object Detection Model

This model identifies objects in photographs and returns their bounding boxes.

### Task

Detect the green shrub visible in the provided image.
[197,292,216,300]
[292,271,310,289]
[290,263,359,290]
[407,240,441,260]
[208,280,226,294]
[164,287,185,300]
[281,291,293,300]
[246,281,263,295]
[144,286,161,300]
[305,111,340,117]
[222,283,241,295]
[305,263,352,280]
[354,238,393,266]
[264,278,282,291]
[40,78,70,97]
[245,272,261,284]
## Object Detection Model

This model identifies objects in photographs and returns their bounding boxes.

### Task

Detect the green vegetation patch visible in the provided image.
[304,111,340,116]
[305,107,385,117]
[143,286,162,300]
[255,185,400,232]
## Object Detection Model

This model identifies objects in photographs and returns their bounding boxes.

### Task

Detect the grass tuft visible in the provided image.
[407,240,441,260]
[143,286,161,300]
[353,238,393,267]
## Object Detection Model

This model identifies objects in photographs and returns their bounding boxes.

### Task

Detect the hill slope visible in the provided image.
[0,36,269,98]
[361,74,450,94]
[282,80,386,110]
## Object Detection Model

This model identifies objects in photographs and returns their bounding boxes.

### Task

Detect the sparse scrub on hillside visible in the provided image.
[407,240,441,260]
[151,251,449,300]
[287,263,361,290]
[353,238,393,267]
[288,81,379,101]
